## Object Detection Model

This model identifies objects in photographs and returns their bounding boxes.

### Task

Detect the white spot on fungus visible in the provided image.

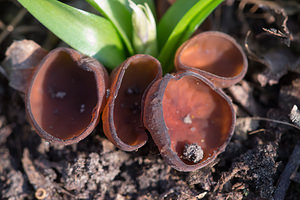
[55,91,66,99]
[80,104,85,113]
[190,127,196,132]
[183,114,192,124]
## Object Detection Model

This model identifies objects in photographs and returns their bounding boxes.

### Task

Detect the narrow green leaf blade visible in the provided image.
[158,0,224,73]
[86,0,134,55]
[157,0,198,50]
[178,1,223,44]
[18,0,126,69]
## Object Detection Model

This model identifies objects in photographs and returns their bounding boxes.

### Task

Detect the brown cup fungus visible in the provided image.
[175,31,248,88]
[143,71,235,171]
[102,54,162,151]
[26,48,109,145]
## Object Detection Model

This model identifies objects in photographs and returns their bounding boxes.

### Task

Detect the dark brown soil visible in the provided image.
[1,0,300,199]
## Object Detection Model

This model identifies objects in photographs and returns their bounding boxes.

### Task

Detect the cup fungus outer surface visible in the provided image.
[143,71,235,171]
[2,40,48,93]
[102,54,162,151]
[175,31,248,88]
[25,47,109,145]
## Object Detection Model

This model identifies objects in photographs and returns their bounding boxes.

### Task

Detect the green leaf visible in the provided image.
[17,0,126,69]
[158,0,223,73]
[86,0,134,55]
[179,1,222,44]
[157,0,198,50]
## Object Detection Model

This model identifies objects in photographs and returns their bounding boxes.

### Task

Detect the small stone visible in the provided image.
[290,105,300,127]
[101,139,115,153]
[196,192,207,199]
[182,143,203,163]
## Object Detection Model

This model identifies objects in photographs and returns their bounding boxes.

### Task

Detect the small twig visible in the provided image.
[0,8,27,45]
[238,117,300,131]
[249,4,259,13]
[54,183,76,198]
[248,128,265,135]
[13,25,42,35]
[273,144,300,200]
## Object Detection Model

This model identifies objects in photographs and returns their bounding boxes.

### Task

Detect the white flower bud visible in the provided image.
[129,0,157,56]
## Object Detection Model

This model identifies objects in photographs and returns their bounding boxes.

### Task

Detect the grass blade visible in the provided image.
[157,0,198,50]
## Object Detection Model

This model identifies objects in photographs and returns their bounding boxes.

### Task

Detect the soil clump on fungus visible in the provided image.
[1,0,300,199]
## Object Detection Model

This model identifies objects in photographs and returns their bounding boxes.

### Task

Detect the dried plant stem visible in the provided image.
[238,117,300,131]
[248,128,265,135]
[0,8,27,45]
[273,144,300,200]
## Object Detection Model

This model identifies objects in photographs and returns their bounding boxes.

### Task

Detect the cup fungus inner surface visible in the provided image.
[113,57,159,146]
[180,34,244,78]
[162,75,233,164]
[29,51,98,140]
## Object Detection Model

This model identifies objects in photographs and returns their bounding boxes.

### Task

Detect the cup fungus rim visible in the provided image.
[104,54,162,151]
[25,47,107,145]
[144,71,236,171]
[175,31,248,87]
